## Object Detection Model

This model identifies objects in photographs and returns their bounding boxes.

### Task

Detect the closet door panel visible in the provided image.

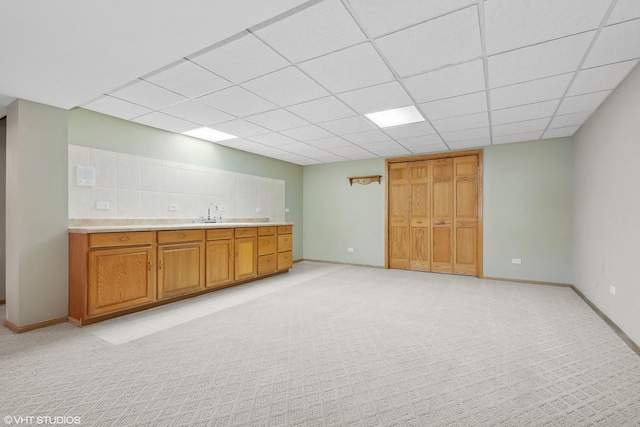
[454,156,479,275]
[409,161,430,271]
[388,163,410,269]
[431,159,453,272]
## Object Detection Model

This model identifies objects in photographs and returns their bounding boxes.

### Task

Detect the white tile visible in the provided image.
[254,0,366,63]
[337,81,414,115]
[242,67,329,107]
[404,60,486,103]
[342,130,392,145]
[548,111,591,129]
[245,109,310,131]
[132,112,199,133]
[397,134,445,147]
[557,91,611,115]
[117,189,141,218]
[493,131,543,145]
[348,0,475,38]
[197,86,277,117]
[248,133,299,147]
[145,60,231,98]
[68,145,91,185]
[110,80,186,110]
[161,100,234,126]
[326,145,373,158]
[280,125,333,141]
[490,73,573,109]
[306,136,352,150]
[359,140,404,152]
[584,19,640,68]
[409,142,450,154]
[281,148,329,159]
[420,92,487,121]
[542,126,580,139]
[82,96,152,120]
[211,119,270,138]
[298,43,394,93]
[310,154,349,163]
[140,191,162,218]
[567,60,638,96]
[432,112,489,133]
[441,127,490,143]
[367,145,411,156]
[90,187,117,218]
[117,160,140,190]
[140,163,161,192]
[161,166,181,194]
[90,148,117,188]
[377,6,482,77]
[69,186,90,219]
[488,31,595,88]
[484,0,610,55]
[491,100,560,125]
[277,142,319,153]
[383,121,436,139]
[286,96,355,123]
[318,116,377,135]
[190,32,289,84]
[447,138,491,150]
[607,0,640,25]
[493,118,550,136]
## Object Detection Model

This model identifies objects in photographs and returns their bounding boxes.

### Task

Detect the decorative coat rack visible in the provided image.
[347,175,382,186]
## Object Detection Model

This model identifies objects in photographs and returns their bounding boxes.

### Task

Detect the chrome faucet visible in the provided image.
[207,203,221,223]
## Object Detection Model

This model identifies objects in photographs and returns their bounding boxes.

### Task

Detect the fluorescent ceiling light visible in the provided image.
[365,105,425,128]
[183,127,237,142]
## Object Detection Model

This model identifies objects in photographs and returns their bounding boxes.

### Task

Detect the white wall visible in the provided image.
[573,64,640,345]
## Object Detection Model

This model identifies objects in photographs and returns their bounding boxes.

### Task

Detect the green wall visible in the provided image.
[68,108,304,260]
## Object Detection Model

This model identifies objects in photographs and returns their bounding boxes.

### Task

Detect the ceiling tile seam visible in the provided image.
[475,0,495,145]
[581,58,640,73]
[540,0,620,137]
[103,93,188,120]
[489,71,576,92]
[604,15,640,28]
[340,0,450,151]
[485,29,600,59]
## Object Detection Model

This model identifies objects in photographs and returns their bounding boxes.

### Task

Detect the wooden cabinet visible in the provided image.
[157,230,204,300]
[277,225,293,271]
[205,229,234,289]
[257,227,277,276]
[235,227,257,281]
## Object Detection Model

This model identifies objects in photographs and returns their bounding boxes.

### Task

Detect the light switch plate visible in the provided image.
[168,204,178,211]
[512,258,522,264]
[96,201,109,210]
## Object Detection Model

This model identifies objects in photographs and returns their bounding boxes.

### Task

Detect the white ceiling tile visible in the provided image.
[312,154,349,163]
[245,109,310,131]
[409,142,450,155]
[319,116,377,135]
[419,92,487,120]
[82,96,152,120]
[396,134,444,147]
[197,86,276,117]
[340,151,379,160]
[493,118,550,137]
[280,125,333,141]
[490,73,573,109]
[556,90,611,115]
[254,0,366,63]
[343,130,391,145]
[404,60,486,103]
[383,121,436,139]
[567,60,638,96]
[484,0,610,55]
[110,80,186,110]
[189,32,289,84]
[368,146,412,156]
[298,43,394,93]
[548,111,591,129]
[441,127,490,143]
[278,142,321,153]
[376,6,482,77]
[492,131,543,145]
[307,136,352,149]
[145,60,231,98]
[210,119,270,138]
[583,19,640,68]
[247,133,299,147]
[356,140,402,152]
[326,145,373,157]
[223,139,270,152]
[160,100,234,126]
[348,0,475,38]
[488,32,594,88]
[242,67,329,106]
[337,81,413,114]
[432,112,489,133]
[491,100,560,125]
[295,149,333,159]
[286,96,355,123]
[447,138,491,150]
[542,126,580,139]
[607,0,640,25]
[132,111,199,133]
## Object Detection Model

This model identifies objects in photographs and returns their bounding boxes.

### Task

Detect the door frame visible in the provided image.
[385,149,483,277]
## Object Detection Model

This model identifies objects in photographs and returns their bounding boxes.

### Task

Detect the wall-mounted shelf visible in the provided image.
[347,175,382,186]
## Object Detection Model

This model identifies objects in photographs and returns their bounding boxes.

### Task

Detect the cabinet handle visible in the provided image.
[148,261,153,271]
[119,237,131,241]
[436,221,446,225]
[177,233,187,238]
[265,241,269,244]
[159,260,164,269]
[229,251,232,259]
[265,260,270,263]
[416,221,423,224]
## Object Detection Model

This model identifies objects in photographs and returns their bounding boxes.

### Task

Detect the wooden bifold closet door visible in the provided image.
[386,150,482,277]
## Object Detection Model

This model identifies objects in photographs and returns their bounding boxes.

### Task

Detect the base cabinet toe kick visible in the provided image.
[69,225,293,326]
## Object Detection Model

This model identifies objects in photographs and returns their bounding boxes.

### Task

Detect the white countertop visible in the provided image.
[69,222,293,234]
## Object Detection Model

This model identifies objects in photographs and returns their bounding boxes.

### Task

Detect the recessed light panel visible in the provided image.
[183,127,237,142]
[365,106,424,128]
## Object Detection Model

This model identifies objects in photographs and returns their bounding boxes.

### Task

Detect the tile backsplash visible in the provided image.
[68,145,285,222]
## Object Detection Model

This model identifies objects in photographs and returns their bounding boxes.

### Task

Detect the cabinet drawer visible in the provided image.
[89,231,154,248]
[277,225,292,234]
[258,226,276,236]
[257,254,276,275]
[258,236,276,255]
[277,234,292,252]
[206,228,234,241]
[235,227,257,238]
[157,229,204,244]
[277,251,293,271]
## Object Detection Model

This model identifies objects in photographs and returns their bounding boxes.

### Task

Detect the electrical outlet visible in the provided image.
[95,202,109,210]
[168,204,178,211]
[256,207,262,213]
[610,285,616,296]
[511,258,522,264]
[348,248,354,253]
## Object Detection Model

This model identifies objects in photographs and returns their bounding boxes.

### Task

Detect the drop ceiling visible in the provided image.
[3,0,640,165]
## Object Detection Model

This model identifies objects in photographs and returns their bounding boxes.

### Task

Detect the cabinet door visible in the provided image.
[431,159,453,273]
[410,161,431,271]
[206,239,234,289]
[235,237,257,281]
[454,156,479,276]
[388,163,410,269]
[157,242,204,299]
[88,246,154,317]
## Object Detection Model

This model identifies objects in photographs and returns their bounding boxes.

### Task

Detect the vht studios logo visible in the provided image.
[4,415,81,425]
